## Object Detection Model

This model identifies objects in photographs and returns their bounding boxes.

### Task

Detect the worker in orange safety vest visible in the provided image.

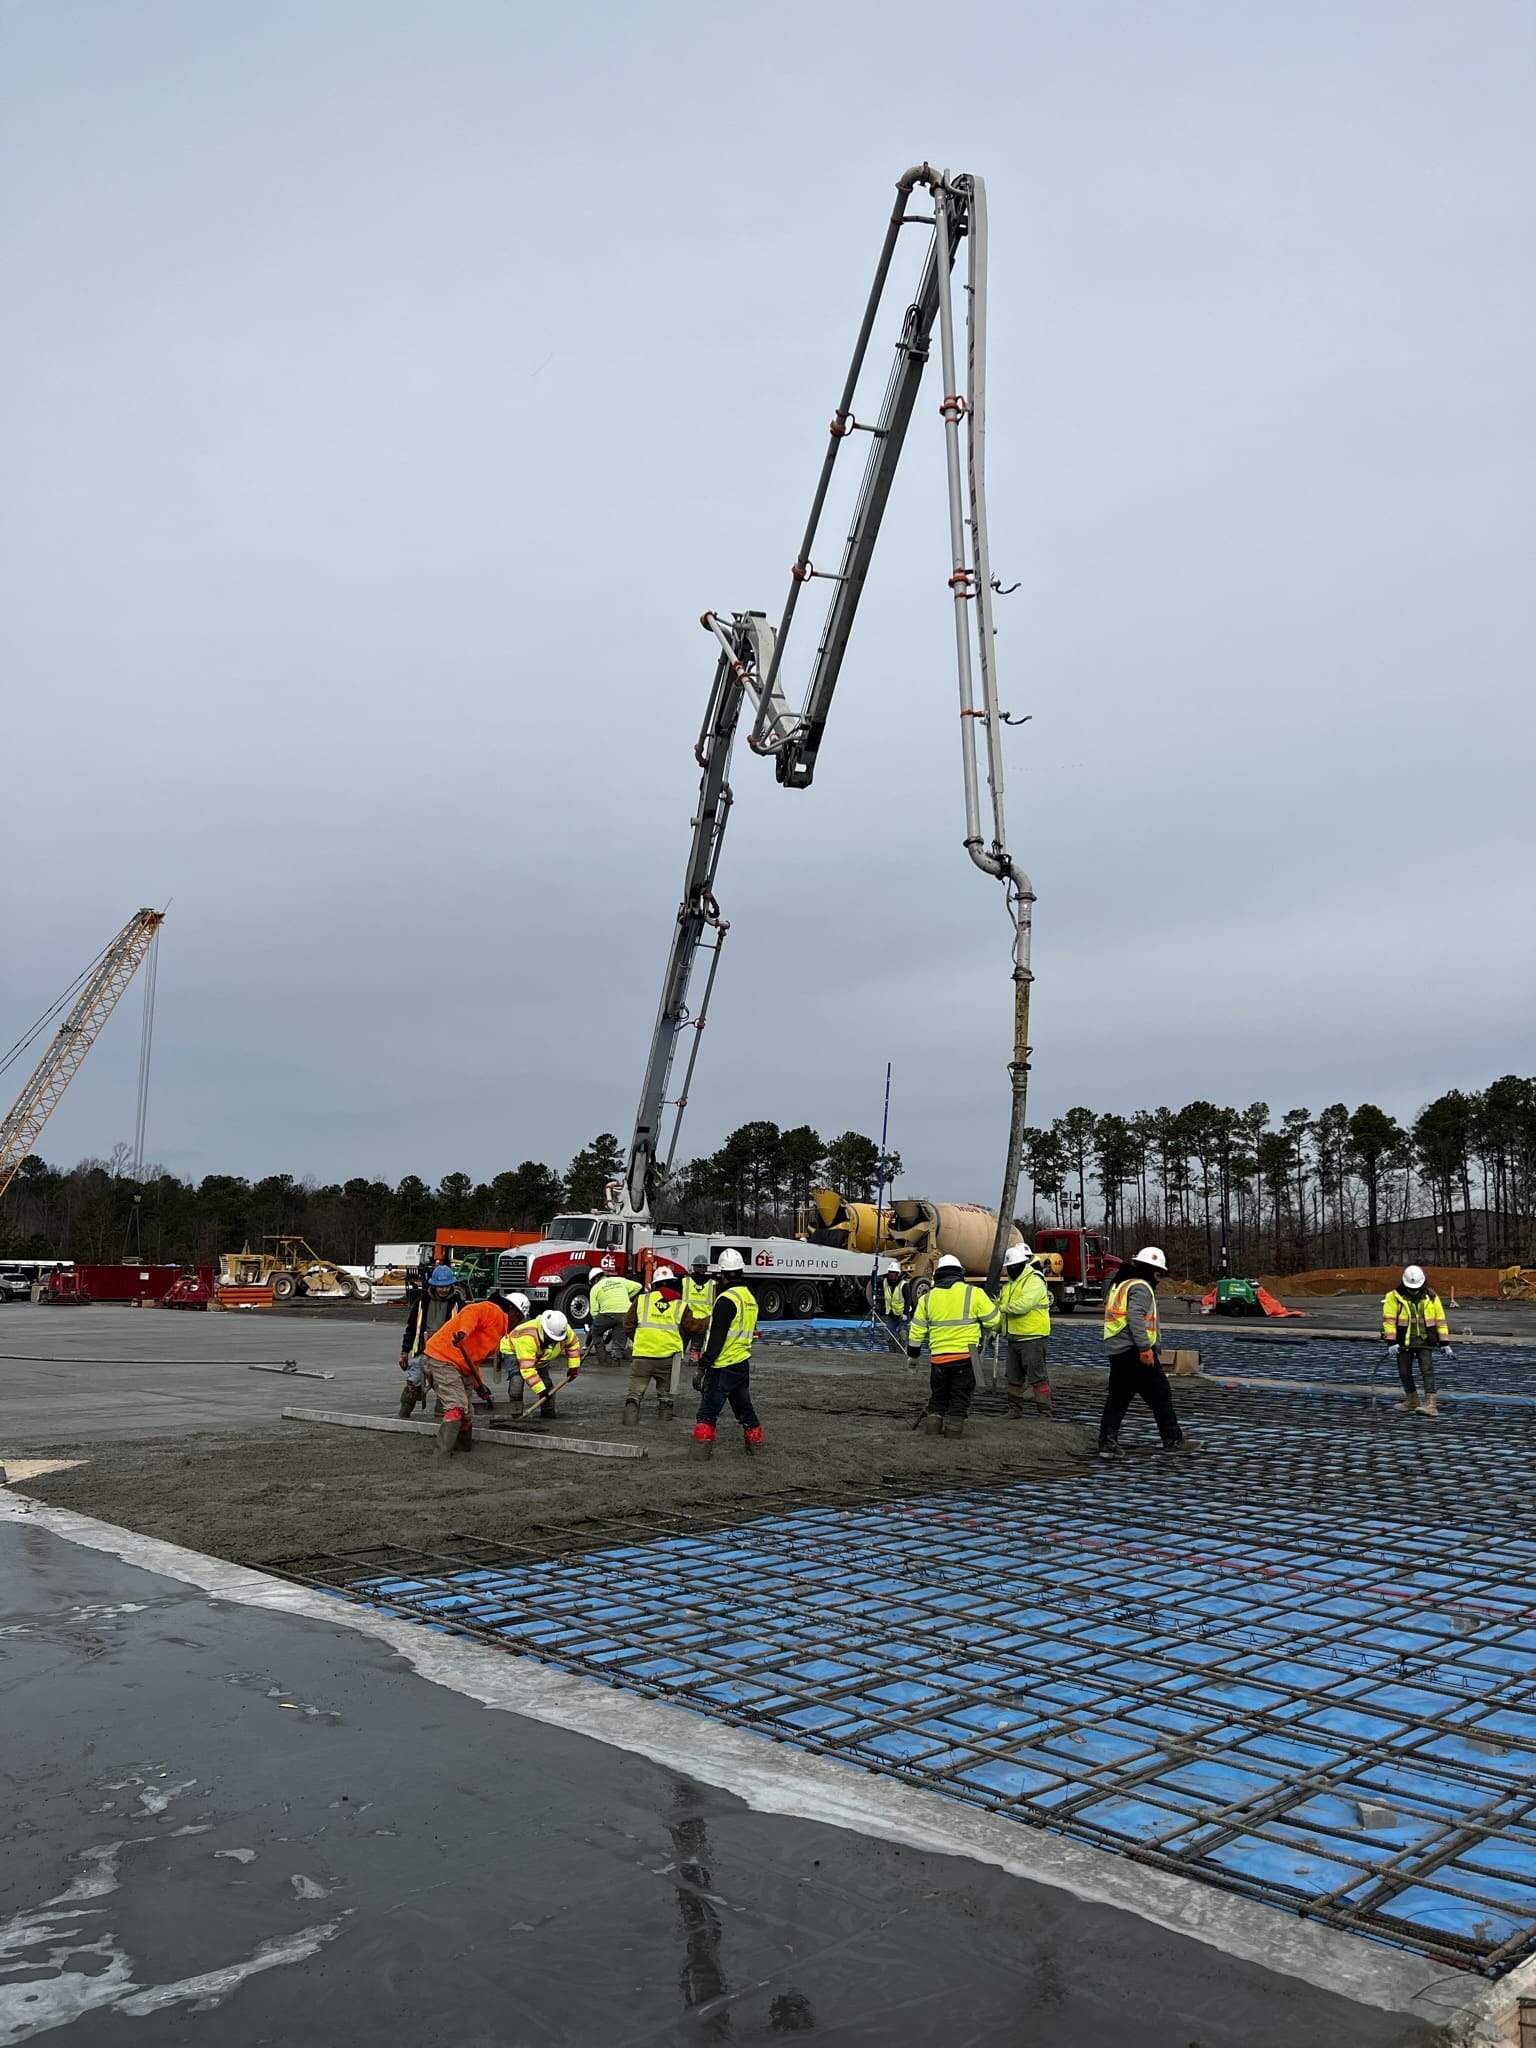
[422,1291,519,1457]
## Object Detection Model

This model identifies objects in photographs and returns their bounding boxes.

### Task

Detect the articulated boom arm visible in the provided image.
[622,615,773,1217]
[625,163,1035,1254]
[0,908,165,1204]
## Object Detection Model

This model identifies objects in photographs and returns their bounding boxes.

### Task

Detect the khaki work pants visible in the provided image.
[425,1355,474,1422]
[627,1352,679,1405]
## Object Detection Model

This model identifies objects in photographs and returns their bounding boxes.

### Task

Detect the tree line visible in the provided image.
[1020,1075,1536,1271]
[0,1122,898,1265]
[5,1078,1530,1273]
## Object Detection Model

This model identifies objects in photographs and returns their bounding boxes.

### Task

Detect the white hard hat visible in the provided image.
[510,1292,531,1317]
[1134,1247,1169,1273]
[540,1309,570,1340]
[884,1259,902,1275]
[716,1248,744,1273]
[1003,1243,1032,1267]
[1402,1265,1426,1290]
[934,1253,964,1275]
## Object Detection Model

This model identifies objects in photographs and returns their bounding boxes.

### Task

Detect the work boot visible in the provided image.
[542,1397,559,1421]
[458,1428,474,1453]
[658,1398,674,1422]
[1005,1394,1026,1419]
[399,1384,419,1419]
[743,1425,763,1455]
[622,1399,640,1426]
[435,1417,461,1457]
[1419,1395,1440,1418]
[943,1417,966,1438]
[1097,1438,1122,1460]
[920,1414,943,1436]
[691,1424,715,1460]
[1394,1392,1420,1414]
[1160,1436,1198,1456]
[1035,1387,1054,1417]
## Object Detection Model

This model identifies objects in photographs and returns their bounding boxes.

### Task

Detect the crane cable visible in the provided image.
[0,935,118,1082]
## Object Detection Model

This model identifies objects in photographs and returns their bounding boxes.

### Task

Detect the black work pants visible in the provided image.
[927,1356,976,1420]
[1099,1350,1182,1448]
[697,1360,760,1432]
[1397,1346,1436,1397]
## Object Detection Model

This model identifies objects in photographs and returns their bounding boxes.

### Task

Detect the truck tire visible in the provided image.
[558,1282,593,1325]
[270,1272,298,1302]
[755,1280,786,1320]
[787,1281,820,1319]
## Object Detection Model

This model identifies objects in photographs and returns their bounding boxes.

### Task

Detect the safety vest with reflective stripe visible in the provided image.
[998,1266,1051,1338]
[713,1285,759,1369]
[633,1288,684,1359]
[681,1277,716,1320]
[501,1318,582,1385]
[909,1281,999,1360]
[882,1277,908,1318]
[1103,1278,1157,1349]
[1381,1289,1448,1345]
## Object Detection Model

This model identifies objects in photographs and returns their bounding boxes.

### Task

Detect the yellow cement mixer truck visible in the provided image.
[803,1188,1107,1312]
[803,1189,1023,1279]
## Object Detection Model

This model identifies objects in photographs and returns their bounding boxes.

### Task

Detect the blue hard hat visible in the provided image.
[429,1265,457,1287]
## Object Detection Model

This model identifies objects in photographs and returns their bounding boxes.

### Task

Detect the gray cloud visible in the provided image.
[3,0,1531,1198]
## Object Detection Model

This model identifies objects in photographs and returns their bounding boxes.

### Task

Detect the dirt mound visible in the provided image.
[1265,1266,1505,1299]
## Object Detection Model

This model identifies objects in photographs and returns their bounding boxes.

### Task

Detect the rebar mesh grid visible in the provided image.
[274,1407,1536,1976]
[1040,1325,1536,1400]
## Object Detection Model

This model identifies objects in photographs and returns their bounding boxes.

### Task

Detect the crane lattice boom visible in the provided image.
[0,908,165,1203]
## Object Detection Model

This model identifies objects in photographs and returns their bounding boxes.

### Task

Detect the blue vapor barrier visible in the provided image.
[282,1416,1536,1978]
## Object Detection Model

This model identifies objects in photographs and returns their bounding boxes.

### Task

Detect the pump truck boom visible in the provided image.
[503,164,1035,1314]
[627,164,1033,1250]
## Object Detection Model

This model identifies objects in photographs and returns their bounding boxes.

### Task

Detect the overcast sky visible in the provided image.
[2,0,1531,1200]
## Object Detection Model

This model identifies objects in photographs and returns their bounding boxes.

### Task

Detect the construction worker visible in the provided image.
[879,1260,912,1347]
[398,1263,462,1416]
[1098,1248,1187,1457]
[492,1290,532,1383]
[1382,1265,1450,1417]
[421,1288,521,1456]
[623,1271,683,1423]
[906,1253,999,1438]
[506,1308,583,1418]
[680,1256,716,1375]
[691,1247,762,1458]
[588,1268,643,1366]
[998,1242,1053,1417]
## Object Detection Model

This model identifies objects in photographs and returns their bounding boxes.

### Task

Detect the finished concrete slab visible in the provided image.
[0,1499,1455,2047]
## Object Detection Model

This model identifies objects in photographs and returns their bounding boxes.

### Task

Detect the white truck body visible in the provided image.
[495,1212,871,1321]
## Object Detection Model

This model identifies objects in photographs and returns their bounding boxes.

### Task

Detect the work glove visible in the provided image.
[1138,1349,1157,1367]
[398,1352,409,1370]
[1441,1347,1454,1361]
[567,1364,580,1379]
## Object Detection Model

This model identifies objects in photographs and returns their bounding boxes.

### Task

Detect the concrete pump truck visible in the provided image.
[499,163,1034,1326]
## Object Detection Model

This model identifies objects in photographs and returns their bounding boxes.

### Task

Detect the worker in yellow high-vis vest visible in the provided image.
[680,1256,716,1383]
[691,1248,763,1457]
[997,1242,1053,1417]
[1098,1247,1188,1457]
[588,1268,642,1366]
[906,1253,1000,1438]
[1381,1265,1450,1417]
[623,1273,684,1424]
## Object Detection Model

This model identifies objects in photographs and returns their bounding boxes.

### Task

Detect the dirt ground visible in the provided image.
[8,1359,1238,1570]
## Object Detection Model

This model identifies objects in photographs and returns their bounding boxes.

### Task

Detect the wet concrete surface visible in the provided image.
[0,1510,1443,2046]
